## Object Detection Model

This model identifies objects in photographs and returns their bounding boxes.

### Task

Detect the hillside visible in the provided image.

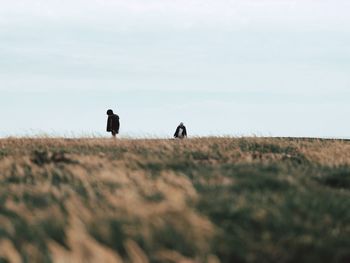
[0,137,349,263]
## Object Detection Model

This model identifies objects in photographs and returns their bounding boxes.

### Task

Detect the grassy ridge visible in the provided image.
[0,138,349,263]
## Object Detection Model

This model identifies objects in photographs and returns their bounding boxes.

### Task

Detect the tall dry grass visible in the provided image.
[0,137,349,263]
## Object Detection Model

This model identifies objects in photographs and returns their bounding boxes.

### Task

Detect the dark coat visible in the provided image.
[107,114,120,133]
[174,125,187,138]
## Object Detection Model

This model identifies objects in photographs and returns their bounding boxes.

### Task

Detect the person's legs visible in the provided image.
[111,131,117,138]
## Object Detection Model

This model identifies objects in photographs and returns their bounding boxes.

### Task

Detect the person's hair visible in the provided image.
[107,109,114,115]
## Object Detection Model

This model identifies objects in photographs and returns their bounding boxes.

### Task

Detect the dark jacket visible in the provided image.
[174,125,187,138]
[107,114,120,133]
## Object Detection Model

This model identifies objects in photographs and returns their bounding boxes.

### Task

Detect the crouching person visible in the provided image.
[174,122,187,139]
[106,109,120,138]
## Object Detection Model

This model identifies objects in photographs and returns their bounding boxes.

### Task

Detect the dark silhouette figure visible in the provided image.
[174,122,187,139]
[106,109,120,137]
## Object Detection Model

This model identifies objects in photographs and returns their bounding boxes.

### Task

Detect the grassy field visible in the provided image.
[0,137,349,263]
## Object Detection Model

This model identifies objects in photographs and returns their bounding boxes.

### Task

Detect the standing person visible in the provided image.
[174,122,187,139]
[106,109,120,138]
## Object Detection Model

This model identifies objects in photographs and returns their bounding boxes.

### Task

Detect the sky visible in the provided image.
[0,0,349,138]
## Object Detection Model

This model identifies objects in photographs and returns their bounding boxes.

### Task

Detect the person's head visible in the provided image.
[107,109,114,116]
[179,122,184,127]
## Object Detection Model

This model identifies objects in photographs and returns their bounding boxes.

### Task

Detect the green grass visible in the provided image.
[197,163,350,263]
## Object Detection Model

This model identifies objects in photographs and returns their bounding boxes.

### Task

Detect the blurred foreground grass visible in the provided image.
[0,137,349,263]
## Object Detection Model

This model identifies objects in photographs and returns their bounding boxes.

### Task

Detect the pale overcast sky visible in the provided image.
[0,0,349,137]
